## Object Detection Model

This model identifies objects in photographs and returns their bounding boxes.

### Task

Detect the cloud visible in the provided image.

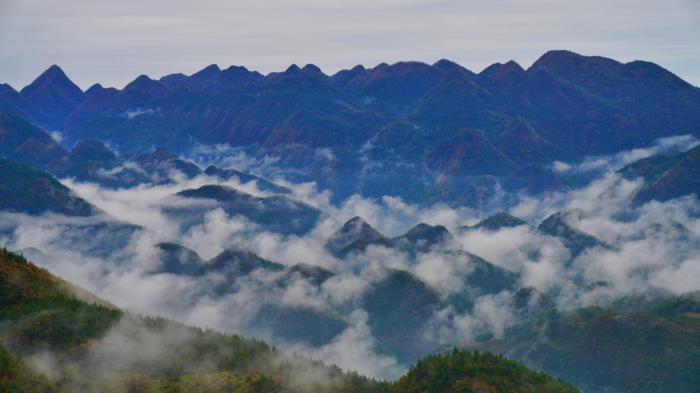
[1,135,699,381]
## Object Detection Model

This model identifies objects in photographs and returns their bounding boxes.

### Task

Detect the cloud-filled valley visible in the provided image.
[1,135,698,382]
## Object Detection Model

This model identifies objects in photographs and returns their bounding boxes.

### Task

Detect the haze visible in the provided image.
[1,0,699,89]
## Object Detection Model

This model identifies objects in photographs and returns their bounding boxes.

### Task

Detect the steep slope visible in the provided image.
[19,65,85,129]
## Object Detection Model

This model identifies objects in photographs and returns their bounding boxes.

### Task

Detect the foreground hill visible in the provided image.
[0,249,580,392]
[0,248,386,393]
[390,350,578,393]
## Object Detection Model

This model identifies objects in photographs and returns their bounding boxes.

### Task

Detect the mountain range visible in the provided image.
[2,50,699,206]
[1,49,700,393]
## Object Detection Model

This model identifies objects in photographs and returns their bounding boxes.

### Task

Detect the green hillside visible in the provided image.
[0,249,585,392]
[0,249,386,393]
[390,350,579,393]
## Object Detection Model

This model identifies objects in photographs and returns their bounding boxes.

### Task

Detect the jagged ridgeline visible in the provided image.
[0,249,579,392]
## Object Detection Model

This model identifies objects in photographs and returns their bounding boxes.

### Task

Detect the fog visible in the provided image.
[1,135,698,380]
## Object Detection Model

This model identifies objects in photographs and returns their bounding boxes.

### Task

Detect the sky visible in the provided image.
[1,0,699,89]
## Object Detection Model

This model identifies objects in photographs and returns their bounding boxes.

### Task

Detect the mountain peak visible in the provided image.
[433,58,462,72]
[19,65,85,123]
[326,216,392,257]
[123,74,169,95]
[467,212,527,231]
[479,60,526,88]
[285,64,302,74]
[199,64,221,73]
[530,49,620,74]
[394,223,452,251]
[0,83,18,94]
[302,64,323,74]
[42,64,69,79]
[67,139,117,164]
[188,64,222,86]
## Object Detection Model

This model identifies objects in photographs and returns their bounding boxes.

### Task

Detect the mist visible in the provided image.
[1,135,698,380]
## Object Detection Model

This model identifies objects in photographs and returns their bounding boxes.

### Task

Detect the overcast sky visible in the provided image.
[1,0,699,89]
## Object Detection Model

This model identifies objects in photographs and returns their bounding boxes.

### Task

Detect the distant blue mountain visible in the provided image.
[2,50,699,206]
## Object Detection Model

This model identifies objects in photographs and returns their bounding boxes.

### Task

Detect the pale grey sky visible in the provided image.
[1,0,699,89]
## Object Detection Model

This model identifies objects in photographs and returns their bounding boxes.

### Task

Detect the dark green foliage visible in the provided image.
[0,157,96,216]
[0,347,57,393]
[0,249,66,307]
[391,350,579,393]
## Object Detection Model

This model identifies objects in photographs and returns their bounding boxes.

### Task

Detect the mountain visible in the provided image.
[0,85,47,128]
[154,242,206,275]
[0,157,96,216]
[538,212,607,257]
[618,144,700,204]
[326,216,394,257]
[3,52,698,207]
[207,246,285,277]
[465,212,528,232]
[19,65,84,129]
[391,350,579,393]
[426,128,517,177]
[204,165,291,194]
[1,249,584,392]
[393,223,452,252]
[0,248,388,392]
[471,294,700,393]
[0,112,67,167]
[170,184,321,235]
[363,269,442,363]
